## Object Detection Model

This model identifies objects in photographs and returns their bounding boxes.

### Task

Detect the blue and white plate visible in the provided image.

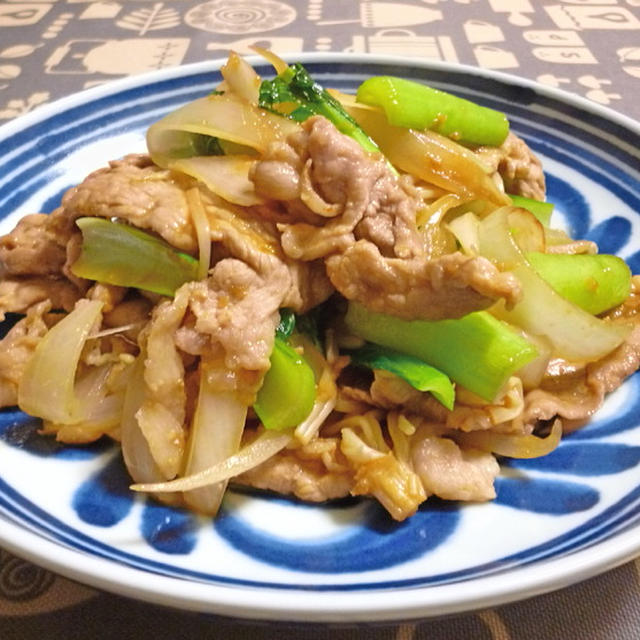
[0,55,639,623]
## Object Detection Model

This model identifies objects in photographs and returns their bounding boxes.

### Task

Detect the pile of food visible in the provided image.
[1,51,638,521]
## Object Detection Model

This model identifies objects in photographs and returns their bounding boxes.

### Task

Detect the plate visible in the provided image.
[0,54,639,623]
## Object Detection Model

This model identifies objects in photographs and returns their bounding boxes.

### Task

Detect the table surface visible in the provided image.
[1,1,640,638]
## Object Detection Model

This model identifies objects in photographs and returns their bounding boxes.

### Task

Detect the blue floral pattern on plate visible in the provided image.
[0,56,639,620]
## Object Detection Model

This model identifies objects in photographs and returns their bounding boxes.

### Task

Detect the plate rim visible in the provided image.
[1,510,639,622]
[0,52,638,140]
[1,52,639,622]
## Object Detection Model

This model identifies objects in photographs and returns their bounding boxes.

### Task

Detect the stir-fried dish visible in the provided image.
[1,51,639,521]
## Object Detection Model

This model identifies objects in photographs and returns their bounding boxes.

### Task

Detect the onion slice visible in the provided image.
[220,51,261,104]
[251,46,289,75]
[185,187,211,280]
[453,420,562,459]
[121,355,165,484]
[174,156,264,207]
[18,300,103,424]
[147,94,300,167]
[120,354,182,506]
[447,211,480,255]
[182,365,248,515]
[131,430,292,493]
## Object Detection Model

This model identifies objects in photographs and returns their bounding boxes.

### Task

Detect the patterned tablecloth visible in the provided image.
[1,1,640,638]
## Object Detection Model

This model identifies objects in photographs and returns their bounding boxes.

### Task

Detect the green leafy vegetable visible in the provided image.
[254,336,316,430]
[276,308,296,339]
[345,302,538,402]
[349,343,455,410]
[356,76,509,147]
[259,63,381,155]
[192,133,225,156]
[70,217,199,297]
[526,251,631,315]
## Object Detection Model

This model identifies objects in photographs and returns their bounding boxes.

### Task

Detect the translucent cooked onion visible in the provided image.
[44,394,124,443]
[252,46,289,75]
[75,363,117,416]
[479,207,631,362]
[43,363,127,442]
[147,93,301,167]
[120,354,165,485]
[135,288,190,481]
[185,187,211,280]
[131,429,292,493]
[416,193,461,228]
[182,365,248,515]
[506,207,546,253]
[454,420,562,459]
[18,300,103,424]
[516,333,553,390]
[447,211,480,255]
[173,156,265,207]
[220,51,261,104]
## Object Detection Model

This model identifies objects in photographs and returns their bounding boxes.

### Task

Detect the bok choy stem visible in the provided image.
[254,336,316,430]
[345,302,538,402]
[355,76,510,147]
[70,217,199,296]
[525,252,631,316]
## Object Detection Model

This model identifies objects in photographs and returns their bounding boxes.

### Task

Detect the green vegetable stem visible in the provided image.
[254,336,316,430]
[344,302,538,402]
[526,252,632,315]
[356,76,510,147]
[70,217,199,297]
[510,194,554,226]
